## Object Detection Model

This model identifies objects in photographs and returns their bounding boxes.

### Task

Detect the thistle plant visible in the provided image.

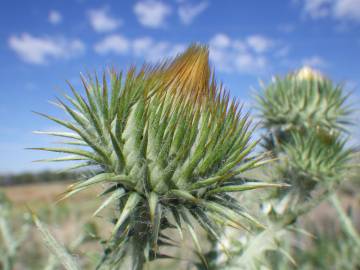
[32,45,282,269]
[206,66,357,270]
[256,66,354,210]
[0,193,31,270]
[280,131,351,185]
[256,66,352,153]
[255,66,358,266]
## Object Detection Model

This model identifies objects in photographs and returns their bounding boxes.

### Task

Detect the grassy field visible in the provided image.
[1,182,102,269]
[1,180,360,270]
[1,182,194,269]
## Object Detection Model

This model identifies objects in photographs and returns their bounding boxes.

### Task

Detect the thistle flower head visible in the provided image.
[295,66,324,81]
[281,131,352,186]
[256,67,354,208]
[257,68,351,141]
[32,45,281,269]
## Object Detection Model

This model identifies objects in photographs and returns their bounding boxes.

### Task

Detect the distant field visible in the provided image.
[2,180,360,232]
[3,182,71,203]
[0,182,187,269]
[1,180,360,269]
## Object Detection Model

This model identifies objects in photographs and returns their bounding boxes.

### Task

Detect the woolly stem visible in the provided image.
[329,193,360,247]
[130,206,150,270]
[0,214,15,270]
[280,188,333,227]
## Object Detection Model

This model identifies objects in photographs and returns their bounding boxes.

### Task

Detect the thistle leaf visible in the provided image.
[112,193,141,237]
[32,214,80,270]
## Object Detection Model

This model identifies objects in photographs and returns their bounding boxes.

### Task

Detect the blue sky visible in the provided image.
[0,0,359,173]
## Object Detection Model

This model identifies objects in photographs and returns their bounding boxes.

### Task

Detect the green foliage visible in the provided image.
[207,66,358,270]
[0,193,31,270]
[32,213,81,270]
[0,190,100,270]
[256,68,352,142]
[278,131,354,194]
[32,45,282,269]
[270,229,360,270]
[257,67,355,200]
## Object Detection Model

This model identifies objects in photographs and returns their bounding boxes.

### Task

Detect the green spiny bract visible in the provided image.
[281,132,352,184]
[208,67,356,270]
[32,45,281,269]
[257,66,355,211]
[256,66,352,151]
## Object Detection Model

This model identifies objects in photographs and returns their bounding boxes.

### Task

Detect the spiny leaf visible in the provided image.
[93,189,126,217]
[207,182,289,195]
[32,213,80,270]
[112,193,141,238]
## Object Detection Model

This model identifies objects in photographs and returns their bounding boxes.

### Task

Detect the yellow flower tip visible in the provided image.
[164,44,212,101]
[295,66,324,81]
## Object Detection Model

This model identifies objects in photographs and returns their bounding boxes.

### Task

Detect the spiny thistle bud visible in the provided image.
[256,66,354,212]
[295,66,324,81]
[32,45,283,269]
[281,131,352,186]
[256,67,351,145]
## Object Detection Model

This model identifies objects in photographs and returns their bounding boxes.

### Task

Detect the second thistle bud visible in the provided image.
[295,66,324,81]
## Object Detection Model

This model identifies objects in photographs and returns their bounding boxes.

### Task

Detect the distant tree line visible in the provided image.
[0,171,82,186]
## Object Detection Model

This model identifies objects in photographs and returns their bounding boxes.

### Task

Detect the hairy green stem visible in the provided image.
[280,188,333,227]
[329,193,360,247]
[132,236,146,270]
[0,213,15,270]
[131,208,149,270]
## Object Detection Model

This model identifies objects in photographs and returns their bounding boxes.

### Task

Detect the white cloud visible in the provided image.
[48,10,62,25]
[303,0,332,19]
[137,39,185,62]
[302,55,328,68]
[334,0,360,21]
[209,33,232,48]
[209,34,234,72]
[236,54,267,73]
[88,8,122,32]
[94,34,130,54]
[133,37,154,56]
[302,0,360,22]
[134,0,172,28]
[94,34,185,62]
[8,33,85,64]
[209,33,278,74]
[178,1,208,25]
[94,32,282,75]
[246,35,273,53]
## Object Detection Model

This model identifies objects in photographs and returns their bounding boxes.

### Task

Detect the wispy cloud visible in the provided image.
[209,33,279,74]
[246,35,274,53]
[88,7,122,32]
[48,10,62,25]
[301,0,360,22]
[303,0,332,19]
[94,34,185,62]
[334,0,360,21]
[178,1,208,25]
[133,37,154,56]
[94,34,130,54]
[134,0,172,28]
[302,55,328,68]
[8,33,85,65]
[133,38,185,62]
